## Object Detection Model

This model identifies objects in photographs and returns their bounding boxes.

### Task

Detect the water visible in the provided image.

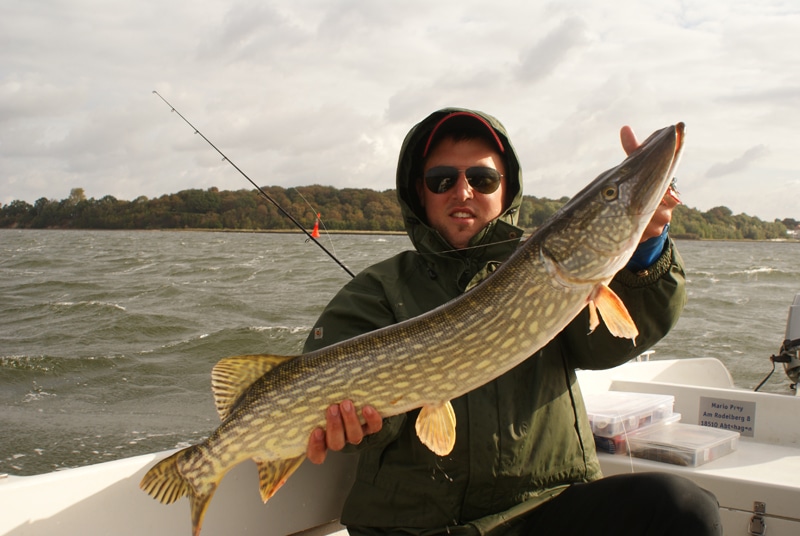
[650,240,800,390]
[1,230,798,476]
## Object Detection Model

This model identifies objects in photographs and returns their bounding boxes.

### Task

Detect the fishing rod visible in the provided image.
[152,90,355,278]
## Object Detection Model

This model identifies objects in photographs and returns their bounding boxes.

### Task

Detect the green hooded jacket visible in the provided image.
[303,108,687,534]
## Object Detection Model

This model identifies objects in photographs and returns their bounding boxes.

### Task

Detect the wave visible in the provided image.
[50,300,127,312]
[147,324,308,358]
[0,353,126,374]
[249,325,309,334]
[730,267,783,277]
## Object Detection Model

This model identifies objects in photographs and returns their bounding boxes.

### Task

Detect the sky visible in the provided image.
[1,0,798,221]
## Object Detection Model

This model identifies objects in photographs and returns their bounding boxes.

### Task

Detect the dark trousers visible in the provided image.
[348,473,722,536]
[507,473,722,536]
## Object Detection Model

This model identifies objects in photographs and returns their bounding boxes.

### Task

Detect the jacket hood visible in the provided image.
[395,108,524,260]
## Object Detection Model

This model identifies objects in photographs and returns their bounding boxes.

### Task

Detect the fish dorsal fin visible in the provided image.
[211,354,295,421]
[255,455,306,503]
[415,401,457,456]
[589,284,639,345]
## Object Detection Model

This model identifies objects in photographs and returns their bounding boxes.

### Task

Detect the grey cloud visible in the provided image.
[517,16,590,84]
[1,0,797,221]
[196,4,310,63]
[706,144,770,178]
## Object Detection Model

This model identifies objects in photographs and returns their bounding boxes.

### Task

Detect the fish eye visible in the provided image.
[601,184,618,201]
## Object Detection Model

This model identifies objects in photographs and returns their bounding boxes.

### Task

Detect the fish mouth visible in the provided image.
[662,122,685,187]
[625,122,685,216]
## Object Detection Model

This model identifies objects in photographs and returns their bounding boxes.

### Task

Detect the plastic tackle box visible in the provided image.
[626,422,740,467]
[584,391,675,438]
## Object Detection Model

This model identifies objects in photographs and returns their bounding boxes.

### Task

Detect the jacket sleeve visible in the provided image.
[303,271,398,353]
[302,270,408,451]
[559,238,687,370]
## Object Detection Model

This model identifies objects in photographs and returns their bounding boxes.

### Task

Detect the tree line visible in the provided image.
[1,185,797,241]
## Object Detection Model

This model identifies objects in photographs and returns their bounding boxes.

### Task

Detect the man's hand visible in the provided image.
[306,400,383,464]
[619,125,640,156]
[620,125,681,243]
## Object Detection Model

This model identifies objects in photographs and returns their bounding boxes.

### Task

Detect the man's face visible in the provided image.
[417,137,507,249]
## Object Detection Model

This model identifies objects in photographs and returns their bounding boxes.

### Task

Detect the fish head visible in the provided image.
[541,122,685,284]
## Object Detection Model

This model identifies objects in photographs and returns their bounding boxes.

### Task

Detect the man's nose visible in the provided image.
[451,172,473,199]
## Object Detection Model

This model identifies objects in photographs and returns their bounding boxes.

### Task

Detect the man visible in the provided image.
[303,109,720,535]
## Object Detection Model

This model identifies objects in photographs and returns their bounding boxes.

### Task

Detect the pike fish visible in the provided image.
[140,123,685,535]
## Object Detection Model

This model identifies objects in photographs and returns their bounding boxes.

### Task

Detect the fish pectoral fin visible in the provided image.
[415,401,457,456]
[211,354,296,421]
[590,284,639,344]
[255,455,306,503]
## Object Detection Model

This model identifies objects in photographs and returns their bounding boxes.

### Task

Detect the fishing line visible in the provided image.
[418,236,526,258]
[290,186,337,255]
[152,91,355,278]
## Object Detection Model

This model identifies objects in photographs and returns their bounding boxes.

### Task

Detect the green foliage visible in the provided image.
[668,205,791,240]
[517,196,569,229]
[0,185,795,240]
[0,186,404,233]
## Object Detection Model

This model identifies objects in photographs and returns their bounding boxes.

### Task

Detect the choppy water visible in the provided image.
[1,230,798,476]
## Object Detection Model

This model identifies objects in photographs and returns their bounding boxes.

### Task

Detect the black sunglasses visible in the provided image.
[423,166,503,195]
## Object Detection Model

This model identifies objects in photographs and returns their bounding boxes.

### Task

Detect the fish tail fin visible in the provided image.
[140,448,219,536]
[189,488,217,536]
[139,450,192,504]
[255,454,306,502]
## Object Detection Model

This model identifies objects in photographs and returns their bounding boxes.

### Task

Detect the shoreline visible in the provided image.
[0,227,407,236]
[1,227,798,242]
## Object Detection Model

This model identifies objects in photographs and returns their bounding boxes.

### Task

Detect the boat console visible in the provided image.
[778,293,800,388]
[753,292,800,394]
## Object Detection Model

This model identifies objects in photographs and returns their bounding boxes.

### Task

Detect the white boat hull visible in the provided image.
[0,448,355,536]
[2,358,799,535]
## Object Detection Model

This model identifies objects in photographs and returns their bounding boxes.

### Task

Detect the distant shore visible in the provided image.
[4,227,798,242]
